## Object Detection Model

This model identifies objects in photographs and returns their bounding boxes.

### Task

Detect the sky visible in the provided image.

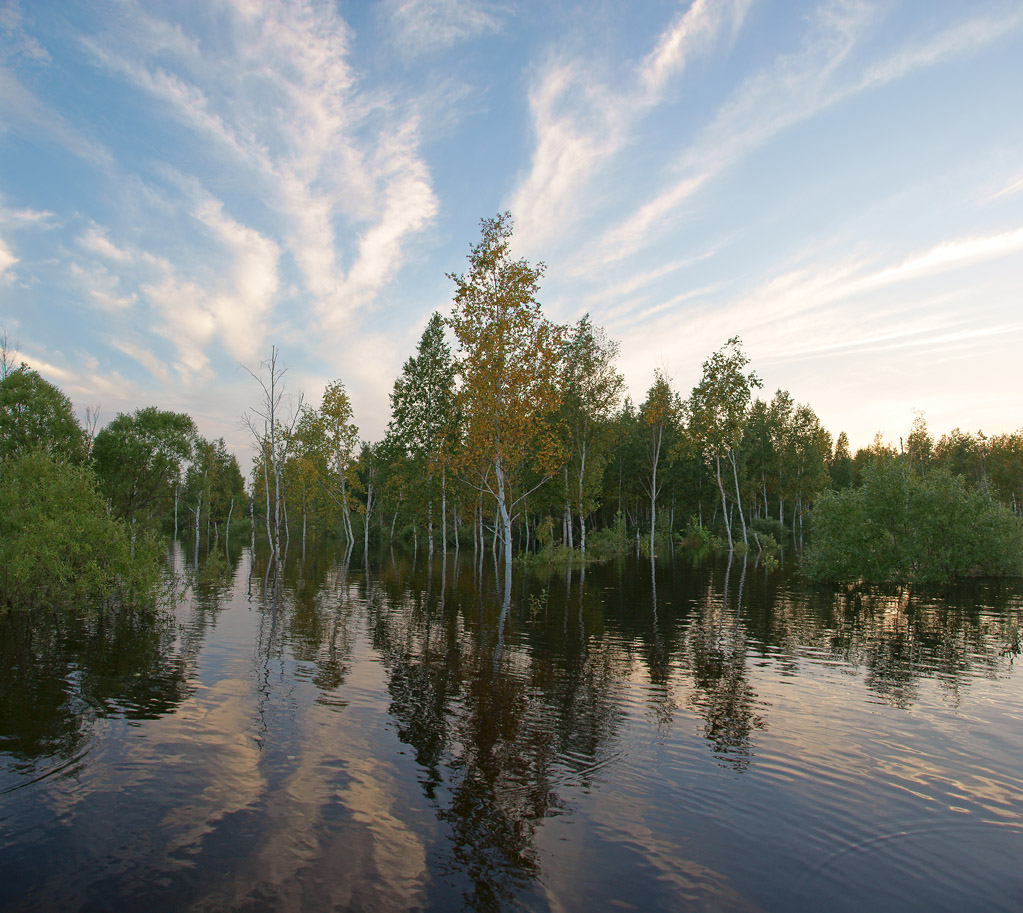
[1,0,1022,464]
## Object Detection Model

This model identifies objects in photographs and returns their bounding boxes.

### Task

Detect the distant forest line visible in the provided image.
[2,214,1022,603]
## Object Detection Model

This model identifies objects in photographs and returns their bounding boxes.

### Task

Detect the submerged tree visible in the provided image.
[639,370,679,556]
[243,347,303,564]
[805,460,1023,585]
[448,212,564,578]
[319,379,360,550]
[688,337,761,550]
[387,312,457,553]
[92,407,196,526]
[561,315,625,556]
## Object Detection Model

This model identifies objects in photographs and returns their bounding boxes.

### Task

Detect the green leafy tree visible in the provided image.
[319,379,361,548]
[688,337,762,550]
[182,437,245,553]
[987,431,1023,516]
[904,411,933,475]
[387,312,457,553]
[92,407,196,525]
[448,212,564,578]
[561,315,625,556]
[829,431,854,490]
[638,370,679,555]
[805,461,1023,584]
[0,366,86,463]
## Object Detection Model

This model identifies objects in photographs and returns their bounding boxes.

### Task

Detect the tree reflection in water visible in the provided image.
[2,540,1021,910]
[0,541,238,776]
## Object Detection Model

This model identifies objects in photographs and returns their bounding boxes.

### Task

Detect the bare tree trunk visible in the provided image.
[729,449,748,546]
[578,440,587,557]
[650,424,662,557]
[283,496,290,552]
[364,476,374,559]
[226,497,234,554]
[441,467,447,554]
[194,490,202,568]
[716,454,733,550]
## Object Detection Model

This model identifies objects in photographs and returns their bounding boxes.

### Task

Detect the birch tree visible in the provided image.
[561,315,624,556]
[448,212,564,579]
[318,379,360,551]
[688,337,761,551]
[639,370,678,556]
[243,347,303,563]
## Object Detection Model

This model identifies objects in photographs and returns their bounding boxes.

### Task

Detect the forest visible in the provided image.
[2,214,1023,608]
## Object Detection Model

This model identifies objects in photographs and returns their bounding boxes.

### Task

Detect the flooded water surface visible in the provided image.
[1,545,1021,912]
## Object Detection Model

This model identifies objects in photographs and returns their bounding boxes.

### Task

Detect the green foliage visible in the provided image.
[677,517,723,550]
[92,407,196,524]
[587,510,628,559]
[804,460,1023,585]
[751,515,787,542]
[0,449,161,611]
[751,531,779,551]
[829,431,854,489]
[0,366,86,463]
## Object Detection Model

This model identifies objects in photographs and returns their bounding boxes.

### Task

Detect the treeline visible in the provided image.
[0,354,246,610]
[4,213,1023,600]
[244,215,1023,580]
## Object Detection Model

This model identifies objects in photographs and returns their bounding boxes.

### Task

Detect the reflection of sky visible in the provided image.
[2,555,1021,911]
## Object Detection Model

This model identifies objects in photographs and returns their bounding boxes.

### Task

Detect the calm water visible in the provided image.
[1,543,1021,912]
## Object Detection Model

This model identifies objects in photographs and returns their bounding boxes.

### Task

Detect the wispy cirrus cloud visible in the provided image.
[0,238,16,279]
[79,0,438,354]
[508,0,752,253]
[383,0,504,58]
[0,0,50,64]
[585,1,1023,271]
[0,66,113,167]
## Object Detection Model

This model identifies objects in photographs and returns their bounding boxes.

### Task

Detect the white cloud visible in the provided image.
[989,172,1023,201]
[0,237,16,277]
[193,195,280,364]
[0,0,51,64]
[509,0,750,253]
[0,203,54,226]
[78,225,132,262]
[81,0,438,351]
[585,2,1023,270]
[112,337,172,384]
[384,0,503,58]
[69,261,137,312]
[0,66,113,167]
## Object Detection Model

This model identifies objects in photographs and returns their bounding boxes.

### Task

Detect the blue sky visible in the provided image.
[1,0,1021,462]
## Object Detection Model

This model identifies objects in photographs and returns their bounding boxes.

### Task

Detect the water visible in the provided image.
[1,544,1021,912]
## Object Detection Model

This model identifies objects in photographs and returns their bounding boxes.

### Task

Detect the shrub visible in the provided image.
[677,516,723,550]
[751,516,787,542]
[0,449,161,611]
[804,461,1023,585]
[586,511,628,560]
